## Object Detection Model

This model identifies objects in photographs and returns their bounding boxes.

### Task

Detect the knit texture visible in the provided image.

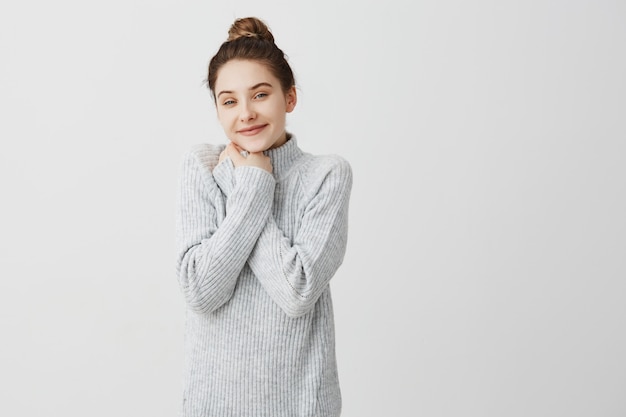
[176,137,352,417]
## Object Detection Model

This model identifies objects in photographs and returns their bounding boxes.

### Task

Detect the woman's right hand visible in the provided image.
[223,142,273,173]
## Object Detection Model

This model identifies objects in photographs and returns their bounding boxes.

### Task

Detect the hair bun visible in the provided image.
[227,17,275,43]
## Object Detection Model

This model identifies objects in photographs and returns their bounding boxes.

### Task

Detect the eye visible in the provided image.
[222,99,236,106]
[254,92,268,99]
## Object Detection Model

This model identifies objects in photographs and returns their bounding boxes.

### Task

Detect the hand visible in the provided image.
[218,147,228,165]
[223,142,273,173]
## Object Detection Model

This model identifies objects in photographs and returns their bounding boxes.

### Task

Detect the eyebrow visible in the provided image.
[217,82,274,98]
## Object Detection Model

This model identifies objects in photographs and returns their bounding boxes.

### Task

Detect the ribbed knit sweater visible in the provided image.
[175,137,352,417]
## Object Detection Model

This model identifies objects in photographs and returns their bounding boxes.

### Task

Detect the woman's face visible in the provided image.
[214,59,297,153]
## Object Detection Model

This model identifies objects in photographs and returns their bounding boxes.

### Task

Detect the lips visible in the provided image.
[237,124,267,136]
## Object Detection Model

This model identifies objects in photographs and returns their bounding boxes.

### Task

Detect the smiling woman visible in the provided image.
[175,17,353,417]
[214,60,296,154]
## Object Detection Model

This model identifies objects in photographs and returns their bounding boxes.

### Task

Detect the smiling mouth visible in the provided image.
[238,124,267,136]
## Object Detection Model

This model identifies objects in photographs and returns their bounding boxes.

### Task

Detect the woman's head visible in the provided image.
[207,17,295,100]
[208,17,297,152]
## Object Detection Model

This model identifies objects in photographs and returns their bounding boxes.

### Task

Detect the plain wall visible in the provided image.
[1,0,624,416]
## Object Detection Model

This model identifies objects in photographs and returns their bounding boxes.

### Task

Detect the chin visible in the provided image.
[233,138,273,153]
[243,143,270,153]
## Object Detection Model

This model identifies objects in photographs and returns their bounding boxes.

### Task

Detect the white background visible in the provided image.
[1,0,625,416]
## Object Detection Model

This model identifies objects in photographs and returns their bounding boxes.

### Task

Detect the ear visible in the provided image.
[285,86,297,113]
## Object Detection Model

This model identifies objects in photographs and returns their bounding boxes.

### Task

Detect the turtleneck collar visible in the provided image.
[265,134,303,179]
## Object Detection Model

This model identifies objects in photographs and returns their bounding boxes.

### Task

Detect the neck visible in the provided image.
[269,131,289,150]
[265,134,301,178]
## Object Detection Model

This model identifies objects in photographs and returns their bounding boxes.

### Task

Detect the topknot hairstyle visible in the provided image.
[207,17,295,101]
[227,17,274,43]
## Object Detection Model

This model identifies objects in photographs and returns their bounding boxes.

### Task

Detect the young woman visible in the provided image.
[176,17,352,416]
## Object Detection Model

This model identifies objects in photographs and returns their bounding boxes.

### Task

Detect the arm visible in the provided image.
[246,157,353,317]
[176,149,275,314]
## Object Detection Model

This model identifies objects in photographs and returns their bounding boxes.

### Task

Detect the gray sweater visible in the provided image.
[176,137,352,417]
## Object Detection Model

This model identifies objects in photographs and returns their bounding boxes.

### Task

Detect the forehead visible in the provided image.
[215,59,278,91]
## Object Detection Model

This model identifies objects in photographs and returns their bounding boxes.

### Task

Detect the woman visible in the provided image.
[176,16,352,417]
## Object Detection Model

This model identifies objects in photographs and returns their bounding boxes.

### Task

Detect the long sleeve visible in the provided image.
[176,149,276,314]
[246,156,353,318]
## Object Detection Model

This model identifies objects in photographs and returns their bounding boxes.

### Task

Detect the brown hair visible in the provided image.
[207,17,295,101]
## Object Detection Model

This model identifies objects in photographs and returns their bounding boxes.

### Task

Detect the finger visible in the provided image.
[224,143,236,158]
[232,143,255,160]
[226,142,246,165]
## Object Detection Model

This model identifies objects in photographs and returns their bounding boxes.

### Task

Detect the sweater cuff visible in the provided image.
[234,166,276,194]
[224,166,276,215]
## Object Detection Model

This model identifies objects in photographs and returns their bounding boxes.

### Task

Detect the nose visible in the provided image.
[239,101,256,122]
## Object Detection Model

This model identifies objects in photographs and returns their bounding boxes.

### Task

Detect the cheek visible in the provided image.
[274,111,287,125]
[216,110,233,127]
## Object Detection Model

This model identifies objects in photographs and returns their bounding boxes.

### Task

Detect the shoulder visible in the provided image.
[301,153,352,182]
[180,143,225,173]
[297,153,353,197]
[178,143,228,199]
